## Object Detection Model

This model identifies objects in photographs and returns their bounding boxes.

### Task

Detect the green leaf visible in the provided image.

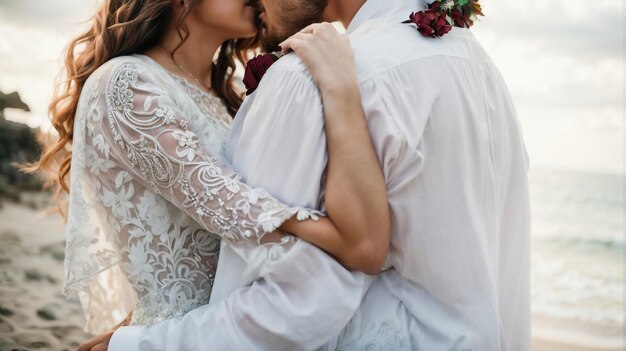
[457,0,469,5]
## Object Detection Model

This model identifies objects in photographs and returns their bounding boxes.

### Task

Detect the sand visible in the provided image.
[0,192,622,350]
[532,316,623,351]
[0,193,90,350]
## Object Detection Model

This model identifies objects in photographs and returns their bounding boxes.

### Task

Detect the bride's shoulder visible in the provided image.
[86,54,157,89]
[80,55,171,115]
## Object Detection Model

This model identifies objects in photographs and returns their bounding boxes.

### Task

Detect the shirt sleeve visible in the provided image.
[99,61,322,262]
[109,58,370,351]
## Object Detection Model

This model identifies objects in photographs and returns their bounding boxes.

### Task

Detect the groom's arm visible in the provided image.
[109,58,371,351]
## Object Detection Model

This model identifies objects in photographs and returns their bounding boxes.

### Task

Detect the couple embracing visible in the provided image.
[33,0,530,349]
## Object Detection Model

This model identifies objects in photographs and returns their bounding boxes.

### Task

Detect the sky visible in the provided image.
[0,0,623,174]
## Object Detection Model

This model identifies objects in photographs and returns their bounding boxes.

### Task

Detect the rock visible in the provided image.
[36,307,56,321]
[25,269,43,281]
[40,243,65,262]
[49,325,91,345]
[0,338,23,351]
[29,340,51,349]
[7,332,53,350]
[0,117,44,199]
[0,91,30,115]
[0,306,14,316]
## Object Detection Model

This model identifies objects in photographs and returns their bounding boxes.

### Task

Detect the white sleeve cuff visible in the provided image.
[108,325,145,351]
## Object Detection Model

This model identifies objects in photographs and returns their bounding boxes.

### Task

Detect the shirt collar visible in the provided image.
[346,0,428,34]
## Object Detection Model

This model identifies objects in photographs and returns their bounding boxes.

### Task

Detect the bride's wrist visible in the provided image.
[319,77,360,101]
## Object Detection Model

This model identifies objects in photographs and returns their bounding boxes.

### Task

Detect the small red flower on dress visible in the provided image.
[243,53,279,96]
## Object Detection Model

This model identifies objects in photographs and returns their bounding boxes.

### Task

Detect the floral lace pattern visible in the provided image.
[64,55,320,333]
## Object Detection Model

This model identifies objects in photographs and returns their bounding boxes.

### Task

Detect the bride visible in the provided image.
[28,0,389,336]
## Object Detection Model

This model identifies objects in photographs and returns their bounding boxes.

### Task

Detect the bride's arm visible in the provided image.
[101,59,384,275]
[99,62,318,260]
[279,23,390,274]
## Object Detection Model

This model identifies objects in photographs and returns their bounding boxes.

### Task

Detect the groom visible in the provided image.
[105,0,531,349]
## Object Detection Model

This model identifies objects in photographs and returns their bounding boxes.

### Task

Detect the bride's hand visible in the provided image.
[76,312,132,351]
[280,22,358,94]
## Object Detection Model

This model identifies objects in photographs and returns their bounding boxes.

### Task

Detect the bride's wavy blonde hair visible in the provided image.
[22,0,260,220]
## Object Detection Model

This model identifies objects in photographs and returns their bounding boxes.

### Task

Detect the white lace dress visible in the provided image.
[64,54,316,333]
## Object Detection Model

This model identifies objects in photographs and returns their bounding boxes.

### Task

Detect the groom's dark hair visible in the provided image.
[260,0,329,52]
[281,0,329,32]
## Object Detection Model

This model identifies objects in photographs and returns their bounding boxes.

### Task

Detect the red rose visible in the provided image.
[435,12,453,36]
[429,1,442,11]
[405,0,484,38]
[409,10,452,38]
[243,53,279,96]
[450,8,465,27]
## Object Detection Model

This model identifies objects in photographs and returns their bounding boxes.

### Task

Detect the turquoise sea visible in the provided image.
[529,169,623,329]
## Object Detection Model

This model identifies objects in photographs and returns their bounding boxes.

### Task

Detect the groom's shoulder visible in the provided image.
[350,22,439,79]
[350,21,480,81]
[266,53,312,81]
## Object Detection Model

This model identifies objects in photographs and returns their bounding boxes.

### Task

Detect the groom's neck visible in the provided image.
[323,0,366,28]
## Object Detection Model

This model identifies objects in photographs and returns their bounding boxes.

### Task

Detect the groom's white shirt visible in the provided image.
[109,0,530,350]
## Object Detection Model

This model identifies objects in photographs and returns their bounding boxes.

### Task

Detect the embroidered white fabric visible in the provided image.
[64,54,320,333]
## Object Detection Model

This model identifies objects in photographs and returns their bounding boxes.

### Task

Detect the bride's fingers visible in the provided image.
[298,23,320,35]
[76,331,113,351]
[279,33,310,53]
[281,22,345,53]
[279,38,305,54]
[90,344,109,351]
[280,32,311,46]
[299,22,336,35]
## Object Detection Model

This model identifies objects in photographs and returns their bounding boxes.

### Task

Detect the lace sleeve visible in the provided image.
[101,62,318,255]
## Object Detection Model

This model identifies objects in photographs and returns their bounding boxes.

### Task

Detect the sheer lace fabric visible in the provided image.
[64,55,316,333]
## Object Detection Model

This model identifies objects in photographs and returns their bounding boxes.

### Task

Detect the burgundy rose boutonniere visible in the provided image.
[243,53,279,96]
[409,7,452,38]
[405,0,484,39]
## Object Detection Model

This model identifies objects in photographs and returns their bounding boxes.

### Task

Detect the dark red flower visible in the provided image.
[409,9,452,38]
[450,8,465,27]
[451,8,473,28]
[243,53,279,96]
[428,1,442,11]
[435,12,453,35]
[405,0,484,38]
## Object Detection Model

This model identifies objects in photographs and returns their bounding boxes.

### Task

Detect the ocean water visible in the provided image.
[529,169,623,328]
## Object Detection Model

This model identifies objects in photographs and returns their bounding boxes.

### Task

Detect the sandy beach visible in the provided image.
[0,193,90,350]
[532,317,623,351]
[0,192,623,350]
